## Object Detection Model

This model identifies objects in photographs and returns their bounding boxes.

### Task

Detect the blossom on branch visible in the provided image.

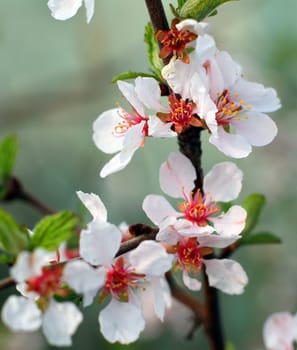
[162,20,280,158]
[63,191,173,343]
[93,77,175,177]
[1,249,82,346]
[143,152,248,293]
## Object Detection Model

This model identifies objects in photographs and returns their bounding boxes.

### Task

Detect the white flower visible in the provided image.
[143,152,246,245]
[47,0,95,23]
[1,249,83,346]
[143,152,248,294]
[263,311,297,350]
[205,50,280,158]
[2,296,82,347]
[164,35,280,158]
[64,191,173,343]
[93,77,175,177]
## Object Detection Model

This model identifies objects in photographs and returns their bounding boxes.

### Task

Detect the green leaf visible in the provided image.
[0,209,30,262]
[225,341,236,350]
[31,211,78,251]
[144,23,163,77]
[177,0,188,10]
[0,135,18,181]
[241,231,281,245]
[241,193,266,236]
[179,0,238,21]
[112,71,160,84]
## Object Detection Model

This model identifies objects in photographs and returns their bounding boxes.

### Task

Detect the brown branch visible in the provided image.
[2,177,55,215]
[202,266,225,350]
[0,224,159,292]
[0,277,15,290]
[145,0,169,34]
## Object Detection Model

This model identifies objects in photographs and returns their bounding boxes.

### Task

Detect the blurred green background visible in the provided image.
[0,0,296,349]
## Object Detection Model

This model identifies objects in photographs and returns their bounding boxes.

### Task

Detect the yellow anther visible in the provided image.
[246,104,252,110]
[239,99,245,105]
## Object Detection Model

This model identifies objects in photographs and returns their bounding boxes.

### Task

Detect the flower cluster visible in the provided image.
[1,2,283,349]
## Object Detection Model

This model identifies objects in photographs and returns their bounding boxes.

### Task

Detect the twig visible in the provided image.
[2,177,55,215]
[0,277,15,290]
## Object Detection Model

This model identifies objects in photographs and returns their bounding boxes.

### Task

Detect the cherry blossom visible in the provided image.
[142,152,248,293]
[93,77,175,177]
[263,311,297,350]
[64,191,173,343]
[47,0,95,23]
[162,22,280,158]
[1,249,82,346]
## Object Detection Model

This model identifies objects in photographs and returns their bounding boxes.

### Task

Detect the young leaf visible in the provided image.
[177,0,188,10]
[179,0,238,21]
[0,135,18,181]
[0,209,30,262]
[241,231,281,245]
[144,23,163,76]
[241,193,266,236]
[112,71,160,84]
[225,341,236,350]
[31,211,78,251]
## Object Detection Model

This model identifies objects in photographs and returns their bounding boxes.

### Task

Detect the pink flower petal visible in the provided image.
[160,152,196,198]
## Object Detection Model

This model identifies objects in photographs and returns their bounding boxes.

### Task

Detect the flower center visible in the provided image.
[215,90,244,126]
[113,109,148,137]
[26,265,68,298]
[178,190,219,226]
[156,20,197,63]
[176,238,203,274]
[102,257,144,302]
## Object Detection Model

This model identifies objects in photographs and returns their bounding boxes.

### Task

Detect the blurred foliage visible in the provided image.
[0,0,297,349]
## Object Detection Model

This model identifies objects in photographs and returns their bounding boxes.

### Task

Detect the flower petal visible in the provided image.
[204,162,243,202]
[135,77,166,112]
[1,296,42,331]
[47,0,83,21]
[176,19,209,36]
[42,300,83,346]
[93,108,124,154]
[232,111,277,147]
[63,260,106,307]
[150,277,172,321]
[182,271,202,291]
[232,79,281,113]
[99,298,145,344]
[209,127,252,158]
[100,121,145,178]
[263,312,295,350]
[211,205,247,237]
[83,0,94,23]
[148,116,176,138]
[117,80,145,116]
[11,249,54,283]
[129,240,173,276]
[77,191,107,222]
[80,221,121,265]
[160,152,196,198]
[142,194,180,226]
[204,259,248,295]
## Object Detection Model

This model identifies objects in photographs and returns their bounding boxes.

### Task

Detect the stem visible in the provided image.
[202,267,225,350]
[2,177,55,215]
[178,126,204,191]
[0,277,15,290]
[145,0,169,33]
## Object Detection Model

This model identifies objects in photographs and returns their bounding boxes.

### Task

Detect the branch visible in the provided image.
[0,277,15,290]
[202,265,225,350]
[2,177,55,215]
[0,224,159,292]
